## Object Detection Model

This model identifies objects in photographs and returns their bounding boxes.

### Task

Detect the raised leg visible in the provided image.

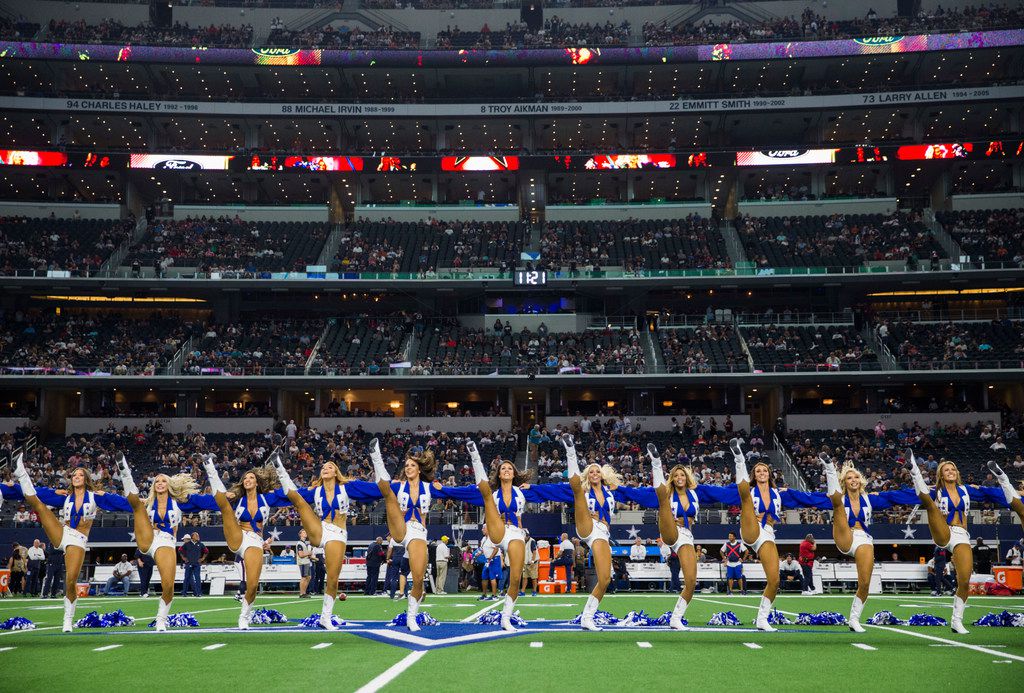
[377,484,407,544]
[288,491,324,548]
[569,475,594,540]
[655,483,680,547]
[919,494,952,548]
[478,480,508,546]
[829,495,853,554]
[737,481,760,546]
[212,493,244,552]
[126,494,155,554]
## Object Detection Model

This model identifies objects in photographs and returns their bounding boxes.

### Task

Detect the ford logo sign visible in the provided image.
[854,36,904,46]
[252,47,300,56]
[761,150,806,158]
[154,159,202,170]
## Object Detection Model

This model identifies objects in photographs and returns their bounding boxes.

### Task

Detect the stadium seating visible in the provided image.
[182,320,323,376]
[311,317,411,376]
[938,208,1024,268]
[125,218,329,274]
[0,216,133,275]
[538,217,730,272]
[743,324,879,372]
[876,319,1024,370]
[657,325,749,373]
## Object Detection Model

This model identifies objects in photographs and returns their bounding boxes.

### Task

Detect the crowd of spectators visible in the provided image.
[736,212,943,269]
[643,4,1024,46]
[436,16,630,49]
[939,208,1024,268]
[0,216,133,276]
[0,311,199,375]
[743,324,878,372]
[538,216,729,273]
[182,320,322,376]
[267,19,419,49]
[125,217,329,275]
[47,19,253,48]
[410,320,646,375]
[658,324,747,373]
[876,318,1024,369]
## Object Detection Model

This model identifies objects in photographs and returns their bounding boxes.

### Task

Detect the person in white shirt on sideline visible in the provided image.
[103,554,135,595]
[26,539,46,596]
[779,553,802,589]
[550,532,575,587]
[434,536,451,594]
[629,538,647,562]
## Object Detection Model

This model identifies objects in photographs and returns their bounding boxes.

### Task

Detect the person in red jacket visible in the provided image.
[798,534,816,596]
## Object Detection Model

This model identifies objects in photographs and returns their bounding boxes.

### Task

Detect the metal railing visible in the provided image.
[0,435,36,473]
[772,433,808,493]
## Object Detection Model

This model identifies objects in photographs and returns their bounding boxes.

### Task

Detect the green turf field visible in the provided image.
[0,592,1021,691]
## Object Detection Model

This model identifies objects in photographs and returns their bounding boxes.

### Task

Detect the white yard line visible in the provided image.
[353,651,427,693]
[93,644,122,652]
[0,646,16,652]
[461,601,501,623]
[530,642,543,648]
[0,626,61,637]
[312,642,333,650]
[869,626,1024,662]
[637,641,653,648]
[743,642,763,649]
[202,643,226,651]
[852,643,877,651]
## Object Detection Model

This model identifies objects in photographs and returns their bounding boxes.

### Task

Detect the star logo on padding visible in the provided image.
[267,528,282,542]
[902,526,917,539]
[626,526,640,539]
[128,531,136,542]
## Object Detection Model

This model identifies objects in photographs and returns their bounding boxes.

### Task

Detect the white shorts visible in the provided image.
[401,521,428,548]
[236,530,265,557]
[942,525,971,552]
[840,528,874,557]
[670,527,695,553]
[497,525,526,553]
[144,530,177,558]
[745,524,776,554]
[57,526,88,552]
[319,523,348,548]
[578,521,611,548]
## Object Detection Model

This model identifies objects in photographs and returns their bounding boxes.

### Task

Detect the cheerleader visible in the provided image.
[817,453,917,633]
[369,438,442,632]
[115,454,200,632]
[466,440,531,631]
[730,438,783,632]
[269,454,381,629]
[6,453,131,632]
[987,460,1024,526]
[905,449,1008,634]
[560,435,620,631]
[200,453,288,630]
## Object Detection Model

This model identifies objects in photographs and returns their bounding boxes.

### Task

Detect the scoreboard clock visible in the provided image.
[514,270,547,286]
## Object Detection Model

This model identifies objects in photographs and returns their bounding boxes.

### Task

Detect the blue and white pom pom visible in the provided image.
[76,610,136,628]
[568,610,619,626]
[619,610,656,627]
[866,610,907,626]
[795,612,847,626]
[148,613,199,629]
[768,610,794,625]
[476,610,528,627]
[707,611,742,626]
[908,613,947,627]
[387,612,439,628]
[0,617,35,631]
[972,611,1024,627]
[651,610,688,627]
[299,613,349,629]
[249,608,287,625]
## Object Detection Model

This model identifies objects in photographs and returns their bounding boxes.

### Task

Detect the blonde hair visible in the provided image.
[311,460,351,488]
[145,473,200,508]
[839,462,865,496]
[227,466,279,498]
[581,462,623,488]
[752,461,775,488]
[667,464,698,490]
[935,460,962,488]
